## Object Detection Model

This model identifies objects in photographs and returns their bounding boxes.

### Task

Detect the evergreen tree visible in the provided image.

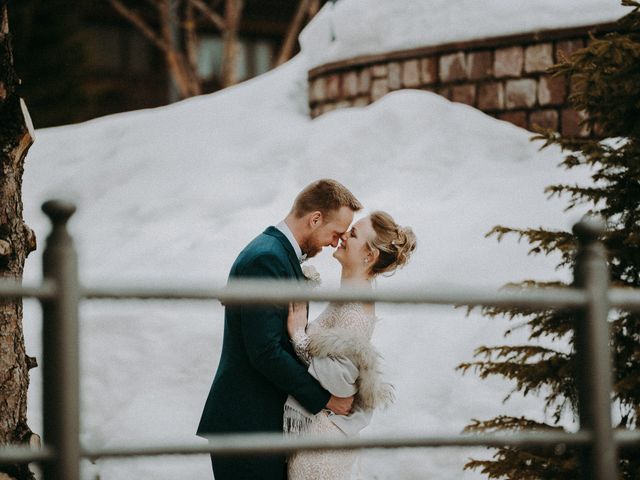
[457,1,640,477]
[11,0,89,127]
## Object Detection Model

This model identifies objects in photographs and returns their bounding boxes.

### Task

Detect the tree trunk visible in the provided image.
[308,0,320,17]
[0,2,38,479]
[159,0,201,99]
[164,48,202,98]
[220,0,244,87]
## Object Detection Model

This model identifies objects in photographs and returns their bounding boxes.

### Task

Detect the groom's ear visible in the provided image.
[309,211,323,229]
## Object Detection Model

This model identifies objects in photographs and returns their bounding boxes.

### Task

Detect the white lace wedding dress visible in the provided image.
[287,302,375,480]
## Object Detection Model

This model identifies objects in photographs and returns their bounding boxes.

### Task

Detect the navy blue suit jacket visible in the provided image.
[197,227,330,478]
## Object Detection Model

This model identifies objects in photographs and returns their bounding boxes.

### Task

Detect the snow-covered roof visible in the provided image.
[300,0,631,68]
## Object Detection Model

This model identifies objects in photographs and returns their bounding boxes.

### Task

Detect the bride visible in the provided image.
[284,210,417,479]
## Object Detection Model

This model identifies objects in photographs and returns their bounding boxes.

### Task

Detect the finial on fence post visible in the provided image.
[41,199,80,480]
[42,200,76,240]
[571,214,618,480]
[573,215,605,244]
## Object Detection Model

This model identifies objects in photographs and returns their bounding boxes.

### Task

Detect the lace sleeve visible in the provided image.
[290,330,312,366]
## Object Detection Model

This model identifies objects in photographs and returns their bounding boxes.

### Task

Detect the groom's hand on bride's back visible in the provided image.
[326,394,354,416]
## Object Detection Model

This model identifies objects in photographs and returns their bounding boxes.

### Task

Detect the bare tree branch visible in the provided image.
[188,0,226,31]
[159,0,188,97]
[109,0,168,51]
[276,0,311,66]
[184,1,199,72]
[110,0,252,96]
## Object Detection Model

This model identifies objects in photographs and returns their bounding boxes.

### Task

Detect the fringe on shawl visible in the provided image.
[283,403,313,436]
[283,326,395,436]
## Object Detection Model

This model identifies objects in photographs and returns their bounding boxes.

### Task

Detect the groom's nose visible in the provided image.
[329,235,341,248]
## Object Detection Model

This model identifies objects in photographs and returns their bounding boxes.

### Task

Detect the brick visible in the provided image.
[477,82,505,110]
[562,108,590,137]
[505,78,537,109]
[309,77,326,103]
[326,74,341,100]
[420,57,438,84]
[353,97,370,107]
[371,64,388,77]
[371,78,389,101]
[358,68,372,95]
[388,62,402,90]
[439,52,467,82]
[342,71,359,98]
[525,43,554,73]
[494,46,524,78]
[555,38,585,62]
[467,51,493,80]
[529,109,559,131]
[402,59,421,87]
[451,84,476,106]
[498,111,528,129]
[538,75,566,106]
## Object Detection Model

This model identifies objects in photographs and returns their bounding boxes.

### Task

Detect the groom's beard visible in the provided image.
[301,238,322,259]
[303,245,320,258]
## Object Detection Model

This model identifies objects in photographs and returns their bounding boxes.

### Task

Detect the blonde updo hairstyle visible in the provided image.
[366,211,417,277]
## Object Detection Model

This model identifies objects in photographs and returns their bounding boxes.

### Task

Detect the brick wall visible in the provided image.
[308,23,616,137]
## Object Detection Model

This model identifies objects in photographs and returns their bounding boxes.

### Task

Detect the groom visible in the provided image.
[197,179,363,480]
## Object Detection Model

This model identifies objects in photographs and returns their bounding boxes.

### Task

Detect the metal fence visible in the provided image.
[1,199,640,480]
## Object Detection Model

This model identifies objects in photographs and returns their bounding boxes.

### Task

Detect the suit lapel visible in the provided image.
[263,226,305,280]
[263,227,309,322]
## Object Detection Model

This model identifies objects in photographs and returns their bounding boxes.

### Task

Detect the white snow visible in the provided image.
[301,0,631,68]
[21,53,595,478]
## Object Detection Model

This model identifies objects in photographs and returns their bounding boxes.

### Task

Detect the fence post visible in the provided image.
[572,217,618,480]
[40,200,80,480]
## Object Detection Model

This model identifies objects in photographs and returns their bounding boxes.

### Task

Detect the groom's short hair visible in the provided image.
[291,179,362,219]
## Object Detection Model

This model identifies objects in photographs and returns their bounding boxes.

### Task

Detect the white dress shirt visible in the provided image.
[276,221,306,263]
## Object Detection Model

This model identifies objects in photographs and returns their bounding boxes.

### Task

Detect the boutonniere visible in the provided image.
[301,265,322,287]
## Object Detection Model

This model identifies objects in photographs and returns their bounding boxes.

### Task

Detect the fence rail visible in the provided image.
[3,429,640,463]
[1,200,638,480]
[8,282,640,310]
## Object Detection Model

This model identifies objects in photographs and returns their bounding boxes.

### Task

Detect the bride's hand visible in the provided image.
[287,302,308,338]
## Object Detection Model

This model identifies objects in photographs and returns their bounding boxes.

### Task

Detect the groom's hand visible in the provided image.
[326,395,354,416]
